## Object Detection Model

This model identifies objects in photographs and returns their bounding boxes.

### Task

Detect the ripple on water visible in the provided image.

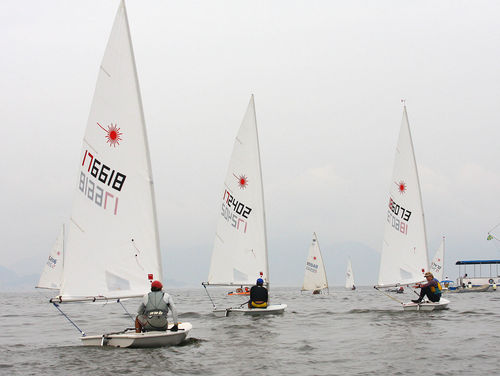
[177,337,205,347]
[297,344,315,351]
[178,311,204,318]
[2,288,500,375]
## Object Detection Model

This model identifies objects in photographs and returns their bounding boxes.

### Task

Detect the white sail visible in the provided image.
[301,233,328,291]
[377,106,429,287]
[430,237,445,281]
[37,225,65,290]
[57,1,162,301]
[345,258,355,289]
[207,95,269,286]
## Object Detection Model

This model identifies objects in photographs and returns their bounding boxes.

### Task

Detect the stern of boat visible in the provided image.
[213,304,287,317]
[80,322,192,348]
[402,298,449,311]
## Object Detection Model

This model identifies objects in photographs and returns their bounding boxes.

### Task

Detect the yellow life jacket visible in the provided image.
[251,301,268,308]
[430,280,442,295]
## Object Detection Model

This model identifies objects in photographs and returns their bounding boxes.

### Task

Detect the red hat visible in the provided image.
[151,280,163,289]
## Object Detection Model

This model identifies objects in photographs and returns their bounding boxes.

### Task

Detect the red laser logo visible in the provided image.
[396,180,407,194]
[97,122,123,147]
[233,173,249,189]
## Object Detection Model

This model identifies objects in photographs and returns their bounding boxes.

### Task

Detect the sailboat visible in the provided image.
[374,104,449,311]
[430,236,445,282]
[345,258,355,290]
[202,95,286,317]
[301,233,328,294]
[37,225,64,291]
[41,0,191,347]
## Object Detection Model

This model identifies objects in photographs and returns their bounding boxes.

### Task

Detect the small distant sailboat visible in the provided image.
[301,233,328,294]
[430,236,445,282]
[202,95,286,316]
[40,0,191,347]
[345,258,355,290]
[374,104,449,311]
[37,225,64,291]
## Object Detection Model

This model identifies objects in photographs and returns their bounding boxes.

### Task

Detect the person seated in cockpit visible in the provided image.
[248,278,268,308]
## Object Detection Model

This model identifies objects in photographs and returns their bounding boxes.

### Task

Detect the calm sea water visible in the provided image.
[0,287,499,375]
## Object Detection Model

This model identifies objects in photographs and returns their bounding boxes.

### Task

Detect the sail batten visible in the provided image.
[207,96,269,287]
[377,106,429,287]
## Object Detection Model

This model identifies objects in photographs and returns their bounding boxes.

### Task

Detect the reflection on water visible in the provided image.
[1,287,499,375]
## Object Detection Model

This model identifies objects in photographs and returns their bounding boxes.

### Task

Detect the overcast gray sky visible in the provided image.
[1,0,500,287]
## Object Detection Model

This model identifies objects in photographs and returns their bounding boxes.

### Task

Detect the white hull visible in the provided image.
[213,304,287,317]
[80,323,192,348]
[402,298,449,311]
[449,285,491,293]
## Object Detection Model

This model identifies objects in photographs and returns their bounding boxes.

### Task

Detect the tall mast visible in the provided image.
[122,0,163,281]
[252,95,270,290]
[403,105,429,271]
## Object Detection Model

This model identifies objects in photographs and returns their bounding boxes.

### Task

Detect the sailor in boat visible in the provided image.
[248,278,268,308]
[459,273,468,288]
[312,290,321,295]
[412,272,442,303]
[352,285,356,291]
[228,287,244,295]
[228,286,250,295]
[135,280,179,333]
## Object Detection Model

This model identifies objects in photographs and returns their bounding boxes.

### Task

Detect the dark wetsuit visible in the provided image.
[249,285,268,307]
[418,278,441,302]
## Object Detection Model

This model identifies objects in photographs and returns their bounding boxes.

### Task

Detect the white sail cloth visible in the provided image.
[377,107,429,287]
[37,226,64,290]
[56,1,162,301]
[345,259,355,289]
[207,96,269,286]
[301,233,328,291]
[430,237,445,281]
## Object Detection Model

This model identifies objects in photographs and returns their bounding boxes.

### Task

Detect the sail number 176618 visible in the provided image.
[77,149,127,215]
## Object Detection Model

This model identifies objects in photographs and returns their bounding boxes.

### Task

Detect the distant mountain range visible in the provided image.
[0,265,39,292]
